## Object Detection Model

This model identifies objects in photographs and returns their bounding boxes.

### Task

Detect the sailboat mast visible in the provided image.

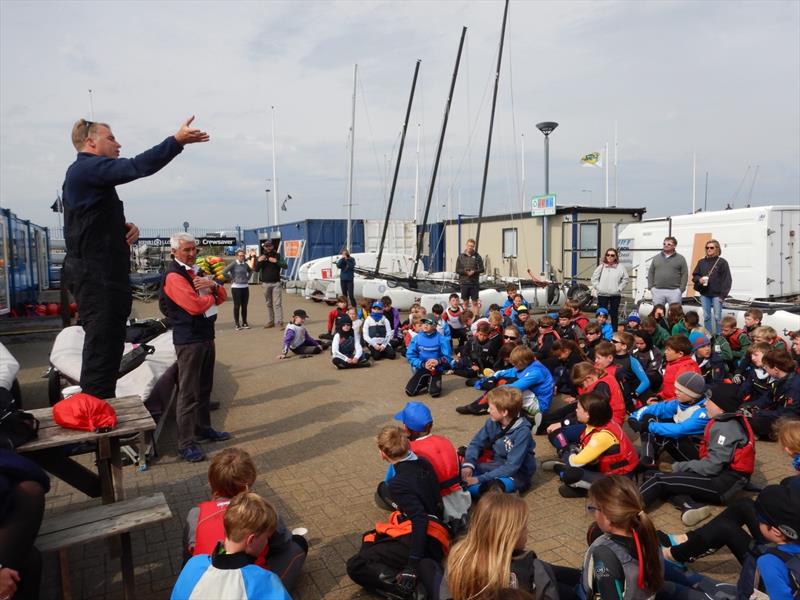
[271,106,279,229]
[347,64,357,251]
[414,124,421,223]
[474,0,509,250]
[375,59,422,276]
[412,26,467,279]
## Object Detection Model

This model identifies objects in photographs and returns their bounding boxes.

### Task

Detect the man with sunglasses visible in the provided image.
[646,236,688,309]
[62,117,209,399]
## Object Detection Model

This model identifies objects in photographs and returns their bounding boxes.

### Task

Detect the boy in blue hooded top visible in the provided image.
[594,307,614,341]
[628,371,710,468]
[456,345,554,425]
[405,317,454,397]
[461,387,536,497]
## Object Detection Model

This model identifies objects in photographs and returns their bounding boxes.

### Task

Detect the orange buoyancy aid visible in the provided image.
[698,414,756,476]
[411,435,463,496]
[362,510,450,554]
[579,420,638,475]
[194,499,269,567]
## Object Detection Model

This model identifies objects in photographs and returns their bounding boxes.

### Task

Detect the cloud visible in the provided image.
[0,0,797,231]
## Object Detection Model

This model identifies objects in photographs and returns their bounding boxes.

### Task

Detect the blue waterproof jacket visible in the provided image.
[463,417,536,484]
[406,330,453,371]
[491,362,555,413]
[631,398,709,438]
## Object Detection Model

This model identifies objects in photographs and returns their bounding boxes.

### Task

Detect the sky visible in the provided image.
[1,0,798,233]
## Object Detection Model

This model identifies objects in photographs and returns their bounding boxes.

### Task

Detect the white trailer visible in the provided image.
[617,205,799,302]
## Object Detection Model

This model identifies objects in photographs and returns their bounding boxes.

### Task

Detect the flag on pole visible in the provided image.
[580,151,602,168]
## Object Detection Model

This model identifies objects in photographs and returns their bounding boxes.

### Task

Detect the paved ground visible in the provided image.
[6,290,795,599]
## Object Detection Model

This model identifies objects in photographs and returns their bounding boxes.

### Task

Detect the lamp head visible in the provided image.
[536,121,559,136]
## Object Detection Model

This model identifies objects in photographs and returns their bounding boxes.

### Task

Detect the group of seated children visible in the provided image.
[173,448,308,600]
[347,393,800,599]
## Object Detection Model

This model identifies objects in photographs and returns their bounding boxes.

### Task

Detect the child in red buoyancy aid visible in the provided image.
[183,448,308,592]
[544,391,638,498]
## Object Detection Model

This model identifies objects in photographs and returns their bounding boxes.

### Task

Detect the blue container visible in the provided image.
[0,208,52,313]
[243,219,365,278]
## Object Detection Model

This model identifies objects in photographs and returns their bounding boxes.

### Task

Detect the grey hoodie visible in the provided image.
[590,262,630,296]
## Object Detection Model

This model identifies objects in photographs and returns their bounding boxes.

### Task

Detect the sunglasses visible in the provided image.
[504,335,518,340]
[612,339,624,344]
[605,253,617,257]
[705,246,717,250]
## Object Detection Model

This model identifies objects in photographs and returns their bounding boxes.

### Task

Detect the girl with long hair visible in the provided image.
[582,476,664,598]
[442,492,558,600]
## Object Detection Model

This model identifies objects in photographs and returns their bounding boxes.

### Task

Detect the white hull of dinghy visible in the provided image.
[358,282,567,312]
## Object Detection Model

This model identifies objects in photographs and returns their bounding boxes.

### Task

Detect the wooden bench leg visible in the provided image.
[120,532,135,600]
[59,549,72,600]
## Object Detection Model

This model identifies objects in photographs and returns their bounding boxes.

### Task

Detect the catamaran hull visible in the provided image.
[359,281,567,311]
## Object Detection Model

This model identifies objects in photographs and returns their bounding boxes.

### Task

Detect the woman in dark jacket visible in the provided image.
[691,239,732,336]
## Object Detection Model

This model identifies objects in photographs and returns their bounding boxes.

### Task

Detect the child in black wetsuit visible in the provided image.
[346,426,447,599]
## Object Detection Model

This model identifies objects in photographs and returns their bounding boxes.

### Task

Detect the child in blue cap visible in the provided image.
[594,307,614,341]
[376,401,471,522]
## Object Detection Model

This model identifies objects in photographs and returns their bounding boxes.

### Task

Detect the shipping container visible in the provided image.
[0,208,52,315]
[243,219,366,280]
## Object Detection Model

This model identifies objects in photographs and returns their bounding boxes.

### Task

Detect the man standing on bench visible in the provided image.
[161,233,231,463]
[62,116,209,400]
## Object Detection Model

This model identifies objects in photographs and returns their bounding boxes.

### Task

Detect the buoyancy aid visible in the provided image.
[286,323,308,349]
[698,414,755,476]
[724,328,748,352]
[537,329,561,348]
[582,374,627,425]
[362,510,450,554]
[366,317,387,339]
[582,534,655,600]
[411,436,462,496]
[579,421,638,475]
[574,315,590,330]
[338,333,356,357]
[194,499,269,567]
[444,306,465,329]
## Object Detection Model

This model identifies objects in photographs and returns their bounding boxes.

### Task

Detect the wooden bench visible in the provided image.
[38,493,172,600]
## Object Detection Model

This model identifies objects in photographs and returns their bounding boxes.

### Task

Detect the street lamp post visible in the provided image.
[265,179,272,230]
[536,121,558,276]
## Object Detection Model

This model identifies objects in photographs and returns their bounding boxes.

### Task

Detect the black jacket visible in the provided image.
[692,256,732,298]
[387,457,443,566]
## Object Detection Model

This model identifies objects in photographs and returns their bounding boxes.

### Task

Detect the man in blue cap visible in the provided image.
[375,401,470,522]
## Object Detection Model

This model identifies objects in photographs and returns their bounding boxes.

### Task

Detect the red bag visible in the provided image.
[53,393,118,432]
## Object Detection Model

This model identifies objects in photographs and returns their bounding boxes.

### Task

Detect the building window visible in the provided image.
[502,228,518,258]
[579,222,599,258]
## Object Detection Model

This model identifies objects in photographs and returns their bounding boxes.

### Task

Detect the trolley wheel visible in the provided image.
[567,283,593,310]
